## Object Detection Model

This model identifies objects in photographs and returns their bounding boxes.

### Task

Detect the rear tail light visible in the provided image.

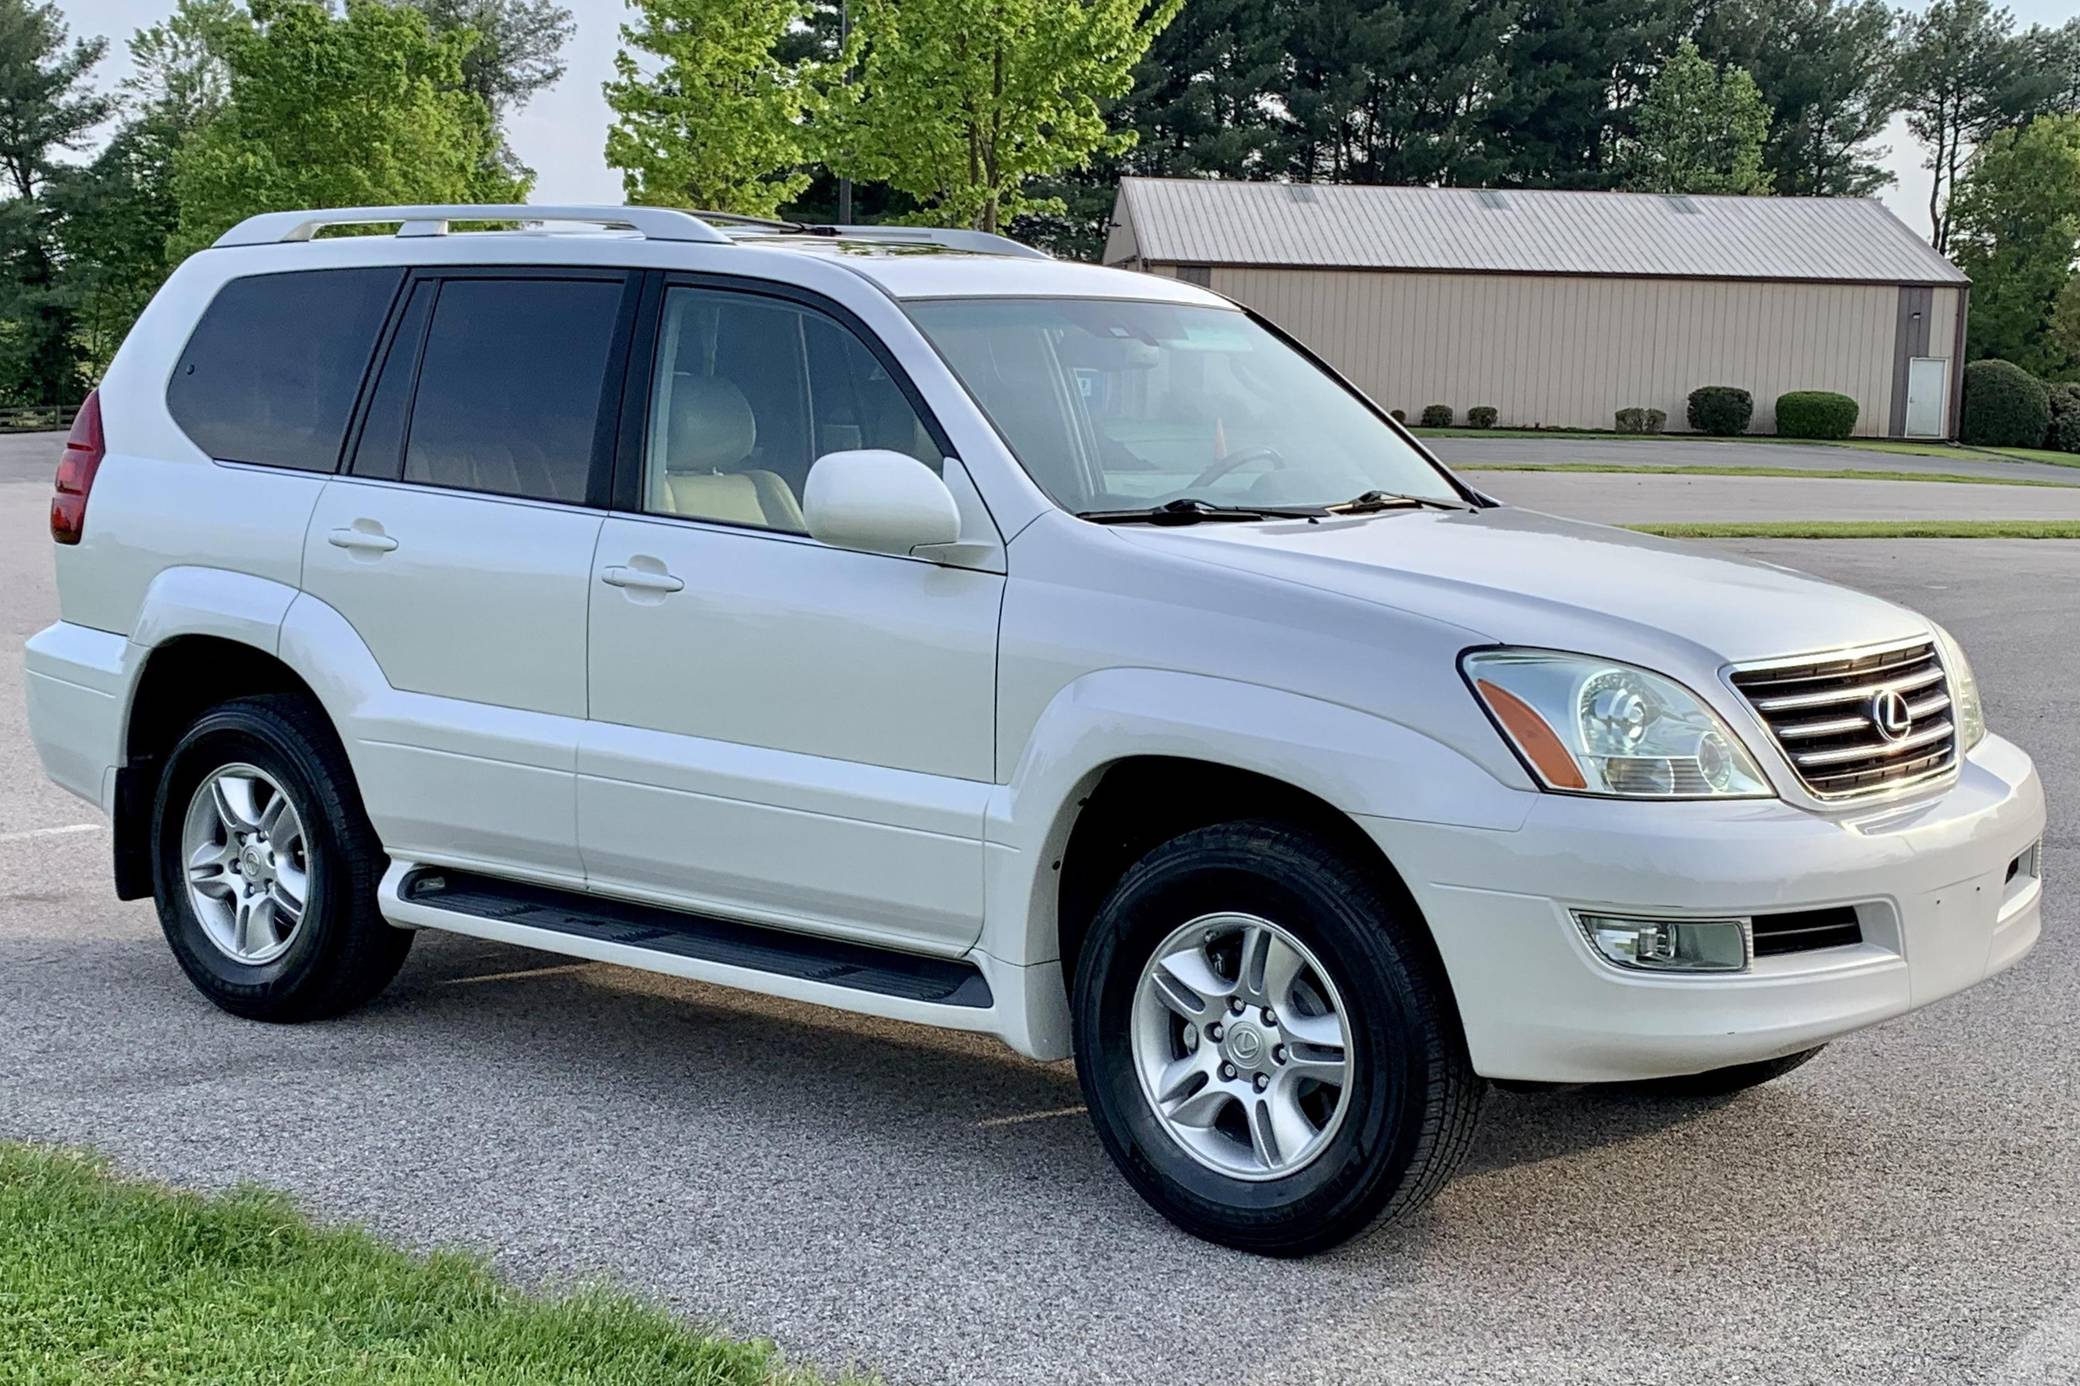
[51,389,104,545]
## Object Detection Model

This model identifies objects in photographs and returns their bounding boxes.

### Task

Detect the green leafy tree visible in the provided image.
[1697,0,1898,197]
[168,0,520,261]
[1950,114,2080,377]
[1486,0,1688,189]
[0,0,110,405]
[2048,273,2080,383]
[1621,40,1770,193]
[828,0,1183,233]
[604,0,813,218]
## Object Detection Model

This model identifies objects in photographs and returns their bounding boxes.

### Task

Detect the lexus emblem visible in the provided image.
[1870,688,1913,743]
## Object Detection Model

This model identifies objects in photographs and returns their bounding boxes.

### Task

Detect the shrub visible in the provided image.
[1687,385,1754,436]
[1959,360,2050,448]
[1614,407,1645,433]
[1419,403,1454,428]
[1774,390,1860,440]
[1389,408,1407,423]
[1467,405,1498,428]
[1644,408,1667,434]
[2044,382,2080,451]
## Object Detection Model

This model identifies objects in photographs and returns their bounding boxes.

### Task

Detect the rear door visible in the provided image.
[299,270,637,883]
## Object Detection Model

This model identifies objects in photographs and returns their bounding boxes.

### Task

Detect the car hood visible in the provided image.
[1107,505,1929,665]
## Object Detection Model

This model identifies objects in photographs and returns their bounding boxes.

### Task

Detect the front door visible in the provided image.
[1905,356,1948,438]
[300,271,633,882]
[579,280,1002,956]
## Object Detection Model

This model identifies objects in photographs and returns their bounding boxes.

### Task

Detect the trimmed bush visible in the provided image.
[1774,390,1860,440]
[1614,407,1645,433]
[1389,408,1407,423]
[1419,403,1454,428]
[1687,385,1754,436]
[1959,360,2050,448]
[1467,405,1498,428]
[2044,382,2080,452]
[1644,408,1667,434]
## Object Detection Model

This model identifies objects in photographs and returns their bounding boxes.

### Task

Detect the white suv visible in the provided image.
[26,205,2046,1254]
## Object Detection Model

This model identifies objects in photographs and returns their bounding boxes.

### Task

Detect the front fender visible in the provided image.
[980,666,1532,974]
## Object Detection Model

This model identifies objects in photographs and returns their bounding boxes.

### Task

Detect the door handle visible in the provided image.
[601,564,684,594]
[327,525,397,554]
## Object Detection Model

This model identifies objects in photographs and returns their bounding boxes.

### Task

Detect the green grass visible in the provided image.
[1456,462,2080,487]
[1976,445,2080,468]
[1630,520,2080,539]
[0,1144,842,1385]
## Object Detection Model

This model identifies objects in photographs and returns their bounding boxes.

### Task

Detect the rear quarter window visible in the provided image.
[167,267,404,472]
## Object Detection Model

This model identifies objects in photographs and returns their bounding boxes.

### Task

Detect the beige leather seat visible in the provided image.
[652,376,807,532]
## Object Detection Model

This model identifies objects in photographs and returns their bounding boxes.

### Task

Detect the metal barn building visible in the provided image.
[1102,178,1969,439]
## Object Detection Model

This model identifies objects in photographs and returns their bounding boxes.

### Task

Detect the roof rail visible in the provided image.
[213,204,732,248]
[820,224,1052,260]
[692,212,1050,260]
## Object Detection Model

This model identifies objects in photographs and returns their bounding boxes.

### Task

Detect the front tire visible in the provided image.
[150,694,410,1022]
[1072,821,1482,1256]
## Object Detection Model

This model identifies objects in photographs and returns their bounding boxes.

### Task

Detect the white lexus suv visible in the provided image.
[26,205,2046,1255]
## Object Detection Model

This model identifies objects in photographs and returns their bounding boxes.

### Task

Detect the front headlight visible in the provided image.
[1463,649,1773,799]
[1931,623,1987,751]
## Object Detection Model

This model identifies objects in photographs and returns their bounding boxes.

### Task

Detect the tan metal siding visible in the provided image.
[1926,288,1959,370]
[1214,267,1905,436]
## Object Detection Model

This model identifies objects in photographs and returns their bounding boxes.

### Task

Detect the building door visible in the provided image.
[1905,357,1948,438]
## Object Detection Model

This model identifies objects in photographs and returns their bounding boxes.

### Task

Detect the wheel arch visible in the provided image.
[113,633,331,900]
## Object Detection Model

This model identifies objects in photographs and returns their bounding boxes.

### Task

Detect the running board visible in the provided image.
[382,864,994,1011]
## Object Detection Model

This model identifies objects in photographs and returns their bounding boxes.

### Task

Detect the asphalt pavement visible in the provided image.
[1,458,2077,1385]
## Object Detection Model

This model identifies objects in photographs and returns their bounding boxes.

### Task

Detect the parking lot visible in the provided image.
[2,431,2075,1385]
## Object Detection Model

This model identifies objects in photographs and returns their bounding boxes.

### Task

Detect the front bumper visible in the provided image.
[1361,734,2046,1083]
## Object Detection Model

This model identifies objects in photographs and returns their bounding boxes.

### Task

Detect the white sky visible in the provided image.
[55,0,2080,243]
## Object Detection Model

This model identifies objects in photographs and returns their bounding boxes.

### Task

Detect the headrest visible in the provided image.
[667,375,757,473]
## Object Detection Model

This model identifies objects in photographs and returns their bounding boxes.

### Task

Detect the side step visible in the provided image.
[387,866,993,1009]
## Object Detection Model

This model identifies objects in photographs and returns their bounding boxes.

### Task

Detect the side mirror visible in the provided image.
[803,449,962,556]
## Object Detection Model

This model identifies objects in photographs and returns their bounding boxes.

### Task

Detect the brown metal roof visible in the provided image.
[1112,178,1967,286]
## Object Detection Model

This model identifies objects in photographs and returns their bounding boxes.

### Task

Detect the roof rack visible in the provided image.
[815,223,1052,260]
[213,204,731,247]
[212,203,1051,260]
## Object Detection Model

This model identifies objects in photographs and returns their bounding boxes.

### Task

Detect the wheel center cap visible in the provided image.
[240,844,267,880]
[1226,1023,1265,1065]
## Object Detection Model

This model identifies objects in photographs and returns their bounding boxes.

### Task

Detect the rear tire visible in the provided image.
[1633,1045,1826,1097]
[1071,820,1481,1256]
[150,694,409,1021]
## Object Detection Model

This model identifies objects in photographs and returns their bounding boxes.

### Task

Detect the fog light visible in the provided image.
[1575,912,1750,972]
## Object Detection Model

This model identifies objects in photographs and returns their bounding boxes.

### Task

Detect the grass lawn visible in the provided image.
[0,1144,839,1385]
[1457,462,2080,488]
[1976,445,2080,469]
[1631,520,2080,539]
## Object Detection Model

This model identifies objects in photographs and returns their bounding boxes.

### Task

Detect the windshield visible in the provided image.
[906,297,1463,515]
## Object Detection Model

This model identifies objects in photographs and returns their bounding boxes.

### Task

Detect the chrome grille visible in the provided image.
[1729,640,1957,798]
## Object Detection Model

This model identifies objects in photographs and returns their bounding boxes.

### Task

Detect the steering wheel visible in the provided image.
[1185,444,1287,491]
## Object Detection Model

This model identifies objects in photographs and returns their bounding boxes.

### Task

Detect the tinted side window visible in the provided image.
[168,268,403,472]
[348,281,436,481]
[403,277,622,503]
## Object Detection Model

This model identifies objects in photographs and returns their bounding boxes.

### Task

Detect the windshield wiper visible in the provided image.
[1327,489,1469,514]
[1076,497,1327,526]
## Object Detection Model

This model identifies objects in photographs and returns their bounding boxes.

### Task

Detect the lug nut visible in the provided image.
[1253,1073,1269,1092]
[1207,1022,1223,1042]
[1229,998,1245,1016]
[1272,1044,1287,1065]
[1220,1062,1237,1080]
[1262,1008,1277,1026]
